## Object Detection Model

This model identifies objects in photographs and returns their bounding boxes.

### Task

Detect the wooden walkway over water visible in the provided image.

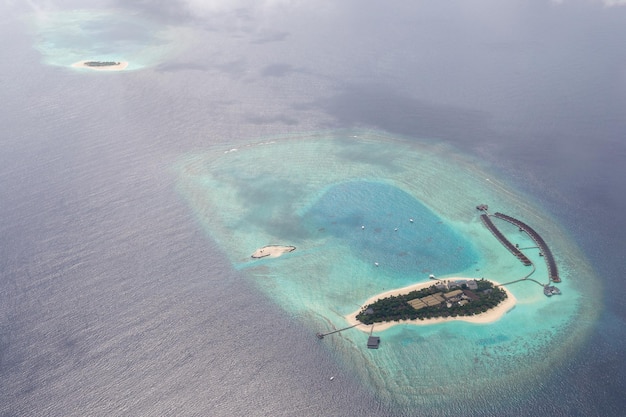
[480,214,532,266]
[316,323,361,339]
[492,212,560,283]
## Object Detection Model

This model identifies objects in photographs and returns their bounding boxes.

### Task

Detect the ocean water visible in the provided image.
[175,131,599,409]
[23,9,194,70]
[1,1,625,416]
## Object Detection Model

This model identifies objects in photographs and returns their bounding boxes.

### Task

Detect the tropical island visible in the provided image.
[84,61,121,67]
[71,60,129,71]
[356,278,507,325]
[345,278,516,331]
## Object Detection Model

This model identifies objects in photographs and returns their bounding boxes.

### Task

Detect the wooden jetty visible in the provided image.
[316,323,360,339]
[367,324,380,349]
[493,213,560,283]
[317,323,381,349]
[480,214,532,266]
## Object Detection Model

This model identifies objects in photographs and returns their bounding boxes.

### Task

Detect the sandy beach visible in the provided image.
[345,277,517,332]
[71,61,129,71]
[251,245,296,259]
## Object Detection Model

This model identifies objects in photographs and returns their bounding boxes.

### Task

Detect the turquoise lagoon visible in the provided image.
[176,131,599,407]
[25,9,193,70]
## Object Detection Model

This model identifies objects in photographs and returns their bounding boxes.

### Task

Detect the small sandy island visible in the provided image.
[346,277,516,332]
[251,245,296,259]
[71,60,129,71]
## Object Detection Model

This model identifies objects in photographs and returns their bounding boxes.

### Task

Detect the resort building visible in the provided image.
[407,281,486,311]
[408,292,445,310]
[443,289,463,301]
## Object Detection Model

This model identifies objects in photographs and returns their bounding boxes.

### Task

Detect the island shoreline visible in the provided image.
[251,245,296,259]
[71,60,129,71]
[345,277,517,332]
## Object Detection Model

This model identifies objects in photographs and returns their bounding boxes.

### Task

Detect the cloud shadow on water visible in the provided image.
[233,177,310,241]
[312,84,498,149]
[245,114,299,126]
[251,30,290,44]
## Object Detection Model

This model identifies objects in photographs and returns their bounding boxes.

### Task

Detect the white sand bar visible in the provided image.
[71,60,129,71]
[251,245,296,259]
[346,278,517,332]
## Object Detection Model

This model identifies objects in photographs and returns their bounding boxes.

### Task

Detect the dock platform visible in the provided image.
[367,336,381,349]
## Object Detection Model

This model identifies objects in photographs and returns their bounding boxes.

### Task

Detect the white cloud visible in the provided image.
[552,0,626,6]
[602,0,626,6]
[167,0,334,30]
[550,0,626,7]
[179,0,303,15]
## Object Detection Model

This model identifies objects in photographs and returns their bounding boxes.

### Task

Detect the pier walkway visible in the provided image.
[480,214,532,266]
[497,262,545,287]
[493,213,560,283]
[316,323,361,339]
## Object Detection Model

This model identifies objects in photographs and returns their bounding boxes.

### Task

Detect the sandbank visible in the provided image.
[345,277,517,332]
[251,245,296,259]
[71,60,129,71]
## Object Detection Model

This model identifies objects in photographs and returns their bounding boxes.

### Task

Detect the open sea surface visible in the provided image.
[1,1,625,416]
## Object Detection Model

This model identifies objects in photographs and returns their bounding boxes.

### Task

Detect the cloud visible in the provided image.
[552,0,626,6]
[602,0,626,6]
[103,0,329,27]
[179,0,298,14]
[121,0,307,21]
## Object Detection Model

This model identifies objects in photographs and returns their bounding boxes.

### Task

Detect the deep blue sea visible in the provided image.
[1,1,625,416]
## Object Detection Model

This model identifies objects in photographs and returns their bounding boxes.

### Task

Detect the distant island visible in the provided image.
[251,245,296,259]
[346,278,515,331]
[84,61,121,67]
[71,60,129,71]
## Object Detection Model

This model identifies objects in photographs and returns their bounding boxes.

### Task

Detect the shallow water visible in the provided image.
[3,1,624,415]
[176,130,600,408]
[24,9,193,70]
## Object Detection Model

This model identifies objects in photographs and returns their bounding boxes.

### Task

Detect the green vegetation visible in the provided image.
[84,61,120,67]
[356,279,507,325]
